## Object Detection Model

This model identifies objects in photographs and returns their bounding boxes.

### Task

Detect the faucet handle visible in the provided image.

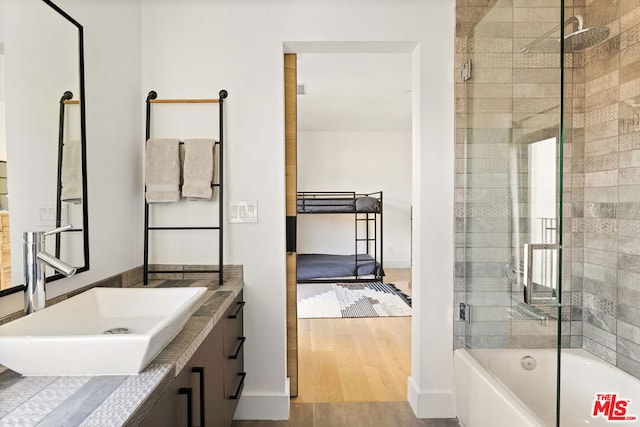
[44,224,73,236]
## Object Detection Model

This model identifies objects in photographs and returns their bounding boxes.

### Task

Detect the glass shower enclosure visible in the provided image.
[456,0,567,425]
[457,0,640,424]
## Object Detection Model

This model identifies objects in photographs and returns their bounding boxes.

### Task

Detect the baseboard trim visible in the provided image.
[407,376,456,419]
[233,378,291,421]
[383,259,412,269]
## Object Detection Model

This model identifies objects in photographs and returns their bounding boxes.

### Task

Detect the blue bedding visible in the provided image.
[297,253,380,281]
[297,196,380,213]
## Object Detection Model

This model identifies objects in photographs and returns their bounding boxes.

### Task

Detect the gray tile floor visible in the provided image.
[232,402,460,427]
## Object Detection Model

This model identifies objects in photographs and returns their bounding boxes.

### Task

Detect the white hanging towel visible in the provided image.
[182,138,215,200]
[145,138,181,203]
[60,139,82,204]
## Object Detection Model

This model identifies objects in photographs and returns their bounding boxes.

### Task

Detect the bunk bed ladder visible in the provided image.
[355,200,383,281]
[143,90,228,286]
[355,212,375,279]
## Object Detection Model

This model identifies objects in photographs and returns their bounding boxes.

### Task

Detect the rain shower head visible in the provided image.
[563,26,610,52]
[520,15,610,54]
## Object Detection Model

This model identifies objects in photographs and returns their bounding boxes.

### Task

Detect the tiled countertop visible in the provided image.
[0,276,243,426]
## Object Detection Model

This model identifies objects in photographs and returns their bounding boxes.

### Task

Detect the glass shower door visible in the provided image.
[456,0,565,425]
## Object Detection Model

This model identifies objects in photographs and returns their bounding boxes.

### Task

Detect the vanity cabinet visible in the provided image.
[141,292,245,427]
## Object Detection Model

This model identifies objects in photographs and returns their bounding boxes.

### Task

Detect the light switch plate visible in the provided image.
[38,206,57,226]
[230,201,258,223]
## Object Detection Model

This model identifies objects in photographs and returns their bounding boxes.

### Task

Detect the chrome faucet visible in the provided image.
[23,225,77,314]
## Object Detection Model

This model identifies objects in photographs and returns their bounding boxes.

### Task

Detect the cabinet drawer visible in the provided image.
[224,327,244,361]
[141,323,225,427]
[223,297,244,358]
[141,366,192,427]
[223,293,245,425]
[224,361,246,425]
[224,346,244,395]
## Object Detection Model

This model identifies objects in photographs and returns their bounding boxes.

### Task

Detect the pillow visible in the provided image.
[355,196,380,212]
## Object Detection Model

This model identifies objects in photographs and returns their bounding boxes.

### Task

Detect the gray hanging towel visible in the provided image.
[182,138,215,200]
[145,138,181,203]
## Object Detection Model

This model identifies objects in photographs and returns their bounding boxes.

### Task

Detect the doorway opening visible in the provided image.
[288,51,413,402]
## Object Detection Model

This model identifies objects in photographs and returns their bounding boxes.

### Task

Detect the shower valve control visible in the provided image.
[461,58,472,82]
[459,303,471,323]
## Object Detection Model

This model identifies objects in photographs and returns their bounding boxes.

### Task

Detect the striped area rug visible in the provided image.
[297,282,412,319]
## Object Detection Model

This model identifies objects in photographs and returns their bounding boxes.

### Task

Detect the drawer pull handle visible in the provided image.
[228,301,245,319]
[178,387,193,427]
[229,372,247,400]
[229,337,246,360]
[192,367,205,427]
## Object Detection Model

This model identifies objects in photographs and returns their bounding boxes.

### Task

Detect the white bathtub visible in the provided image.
[455,348,640,426]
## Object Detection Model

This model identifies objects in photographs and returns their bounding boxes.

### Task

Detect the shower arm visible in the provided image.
[520,15,583,53]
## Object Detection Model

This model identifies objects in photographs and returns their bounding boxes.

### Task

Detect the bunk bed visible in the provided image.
[296,191,383,283]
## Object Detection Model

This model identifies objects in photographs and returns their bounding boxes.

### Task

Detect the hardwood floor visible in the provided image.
[231,269,460,426]
[295,268,412,403]
[385,268,412,297]
[232,402,460,427]
[296,316,411,402]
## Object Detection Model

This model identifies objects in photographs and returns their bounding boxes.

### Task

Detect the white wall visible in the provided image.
[0,0,455,421]
[141,0,455,420]
[0,0,142,315]
[297,130,412,268]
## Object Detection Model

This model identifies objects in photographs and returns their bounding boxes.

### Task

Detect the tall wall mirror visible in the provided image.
[0,0,89,295]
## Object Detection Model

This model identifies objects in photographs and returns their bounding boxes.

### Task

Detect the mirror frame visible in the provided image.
[0,0,89,297]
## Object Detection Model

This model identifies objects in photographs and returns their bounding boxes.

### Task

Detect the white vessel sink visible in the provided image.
[0,287,207,376]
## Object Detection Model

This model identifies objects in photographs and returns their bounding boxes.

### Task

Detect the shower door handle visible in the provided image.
[524,243,558,305]
[461,58,472,82]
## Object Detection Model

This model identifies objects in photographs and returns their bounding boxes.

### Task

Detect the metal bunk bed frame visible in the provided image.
[143,89,228,285]
[297,191,383,283]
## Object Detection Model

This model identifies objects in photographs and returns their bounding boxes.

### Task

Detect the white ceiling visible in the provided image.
[296,53,412,132]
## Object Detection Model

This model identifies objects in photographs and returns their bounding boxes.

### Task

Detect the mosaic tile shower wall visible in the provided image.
[579,0,640,378]
[455,0,640,380]
[454,0,567,350]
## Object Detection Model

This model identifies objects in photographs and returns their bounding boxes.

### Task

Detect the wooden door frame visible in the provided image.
[284,53,298,397]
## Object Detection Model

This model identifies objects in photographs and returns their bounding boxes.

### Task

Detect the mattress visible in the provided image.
[297,253,380,281]
[297,196,380,213]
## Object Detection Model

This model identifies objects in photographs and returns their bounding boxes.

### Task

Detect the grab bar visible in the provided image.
[523,243,558,305]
